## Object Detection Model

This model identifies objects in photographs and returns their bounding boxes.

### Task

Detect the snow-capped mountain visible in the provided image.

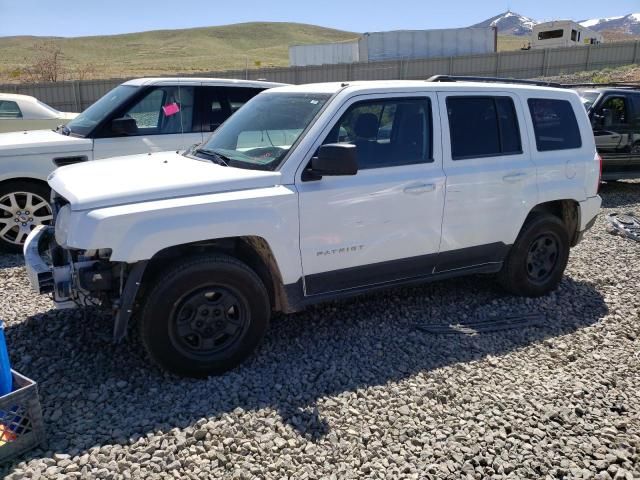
[579,14,640,35]
[471,11,538,36]
[473,11,640,37]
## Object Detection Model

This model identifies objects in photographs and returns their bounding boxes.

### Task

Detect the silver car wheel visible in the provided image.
[0,191,53,246]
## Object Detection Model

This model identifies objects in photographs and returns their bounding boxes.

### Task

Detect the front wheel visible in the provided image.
[498,214,570,297]
[139,254,271,378]
[0,181,53,253]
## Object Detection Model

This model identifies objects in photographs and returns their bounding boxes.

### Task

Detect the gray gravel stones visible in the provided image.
[0,181,639,479]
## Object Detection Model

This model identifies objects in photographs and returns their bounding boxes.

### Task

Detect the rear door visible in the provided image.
[592,94,633,163]
[92,85,203,159]
[437,92,537,271]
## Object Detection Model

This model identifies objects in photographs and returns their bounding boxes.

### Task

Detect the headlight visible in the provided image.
[54,204,71,246]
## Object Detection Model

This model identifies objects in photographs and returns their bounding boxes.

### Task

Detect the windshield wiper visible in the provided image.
[194,148,230,167]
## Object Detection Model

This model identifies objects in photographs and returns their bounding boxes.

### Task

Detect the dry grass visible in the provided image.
[497,35,531,52]
[542,64,640,84]
[0,22,358,83]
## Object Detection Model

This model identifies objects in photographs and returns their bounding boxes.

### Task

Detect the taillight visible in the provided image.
[596,152,602,192]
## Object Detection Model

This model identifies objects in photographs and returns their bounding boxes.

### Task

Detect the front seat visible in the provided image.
[352,112,379,166]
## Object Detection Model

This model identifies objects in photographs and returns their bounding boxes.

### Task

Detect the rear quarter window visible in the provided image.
[528,98,582,151]
[0,100,22,119]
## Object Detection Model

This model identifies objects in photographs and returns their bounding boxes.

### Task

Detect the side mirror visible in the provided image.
[310,144,358,177]
[111,117,138,135]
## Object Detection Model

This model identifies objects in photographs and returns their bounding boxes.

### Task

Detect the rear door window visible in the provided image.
[446,96,522,160]
[226,88,264,113]
[202,87,265,132]
[528,98,582,151]
[630,94,640,121]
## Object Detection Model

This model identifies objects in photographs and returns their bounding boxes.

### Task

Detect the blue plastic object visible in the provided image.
[0,322,12,396]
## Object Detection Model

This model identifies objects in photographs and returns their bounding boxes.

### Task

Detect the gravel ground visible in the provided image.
[0,182,639,479]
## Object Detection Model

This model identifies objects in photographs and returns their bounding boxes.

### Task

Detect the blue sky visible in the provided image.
[1,0,639,37]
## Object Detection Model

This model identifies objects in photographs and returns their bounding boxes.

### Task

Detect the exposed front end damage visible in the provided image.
[23,225,145,340]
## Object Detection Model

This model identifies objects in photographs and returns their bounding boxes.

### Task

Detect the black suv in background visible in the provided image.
[575,85,640,180]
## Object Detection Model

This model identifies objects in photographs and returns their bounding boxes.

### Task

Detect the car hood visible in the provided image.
[0,129,92,157]
[48,151,283,211]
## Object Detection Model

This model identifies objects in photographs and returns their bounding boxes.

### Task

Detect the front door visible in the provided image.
[296,94,446,296]
[93,85,203,159]
[593,96,632,150]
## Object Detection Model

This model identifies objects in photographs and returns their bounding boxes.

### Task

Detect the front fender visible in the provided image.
[63,186,302,284]
[0,150,93,184]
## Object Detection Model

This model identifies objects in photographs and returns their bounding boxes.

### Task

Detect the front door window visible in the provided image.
[119,86,195,135]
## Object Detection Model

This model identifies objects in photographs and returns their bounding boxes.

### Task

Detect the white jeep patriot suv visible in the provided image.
[24,78,601,377]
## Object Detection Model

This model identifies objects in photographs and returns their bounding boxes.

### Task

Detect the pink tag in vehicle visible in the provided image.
[162,103,180,116]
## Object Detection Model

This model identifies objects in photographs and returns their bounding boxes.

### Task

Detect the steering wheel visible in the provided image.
[243,146,286,160]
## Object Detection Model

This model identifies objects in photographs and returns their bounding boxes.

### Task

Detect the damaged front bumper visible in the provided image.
[24,225,107,308]
[23,225,146,340]
[24,225,56,296]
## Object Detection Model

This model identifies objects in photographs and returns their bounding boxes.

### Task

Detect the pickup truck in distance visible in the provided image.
[24,79,602,377]
[575,85,640,180]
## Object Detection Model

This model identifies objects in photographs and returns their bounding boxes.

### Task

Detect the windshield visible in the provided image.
[65,85,138,137]
[194,92,331,170]
[576,90,600,110]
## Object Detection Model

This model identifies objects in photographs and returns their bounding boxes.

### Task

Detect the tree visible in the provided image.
[72,63,97,81]
[22,42,66,83]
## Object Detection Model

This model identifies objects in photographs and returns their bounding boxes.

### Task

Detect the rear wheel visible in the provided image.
[0,181,52,253]
[139,254,270,378]
[498,213,569,297]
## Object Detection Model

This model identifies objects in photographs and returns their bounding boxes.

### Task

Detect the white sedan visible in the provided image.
[0,93,78,133]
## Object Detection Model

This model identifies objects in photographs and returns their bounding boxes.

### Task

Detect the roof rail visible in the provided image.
[426,75,563,88]
[561,82,640,90]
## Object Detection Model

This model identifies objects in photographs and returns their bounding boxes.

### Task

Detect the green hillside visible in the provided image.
[0,22,358,82]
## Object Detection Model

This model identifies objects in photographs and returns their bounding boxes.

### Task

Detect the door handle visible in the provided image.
[503,172,528,183]
[403,183,436,195]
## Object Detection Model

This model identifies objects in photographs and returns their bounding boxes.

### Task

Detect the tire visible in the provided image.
[139,253,271,378]
[498,213,570,297]
[0,180,53,253]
